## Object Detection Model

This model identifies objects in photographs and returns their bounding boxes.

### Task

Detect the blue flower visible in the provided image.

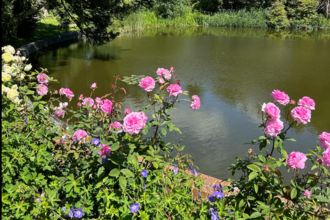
[62,207,66,212]
[74,208,84,218]
[227,210,231,215]
[141,169,147,178]
[213,185,220,191]
[193,169,198,177]
[100,156,109,164]
[219,183,223,189]
[208,195,215,203]
[173,167,178,175]
[197,190,202,197]
[130,203,140,213]
[212,191,224,199]
[143,182,146,191]
[208,207,214,215]
[211,211,219,220]
[92,138,100,146]
[188,165,193,170]
[25,118,28,124]
[69,208,74,218]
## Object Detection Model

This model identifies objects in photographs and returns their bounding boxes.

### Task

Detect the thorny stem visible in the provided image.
[284,121,295,134]
[270,137,275,156]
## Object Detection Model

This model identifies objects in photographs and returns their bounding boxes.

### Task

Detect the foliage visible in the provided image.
[268,0,291,28]
[1,46,224,219]
[287,0,320,27]
[150,0,192,19]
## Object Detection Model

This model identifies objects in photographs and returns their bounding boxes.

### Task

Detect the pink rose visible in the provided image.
[110,121,123,133]
[291,106,311,124]
[262,103,280,120]
[287,151,307,170]
[73,130,88,143]
[167,84,182,97]
[54,90,58,94]
[170,67,174,72]
[98,144,111,158]
[139,77,155,92]
[271,90,290,105]
[93,105,97,109]
[304,190,311,197]
[318,132,330,149]
[91,82,97,89]
[264,119,283,137]
[298,96,315,110]
[318,158,323,164]
[59,88,74,99]
[82,97,94,107]
[265,166,269,171]
[53,107,65,118]
[77,102,81,106]
[37,74,50,84]
[100,99,113,115]
[123,112,147,135]
[95,97,103,105]
[323,148,330,169]
[125,108,130,115]
[190,95,201,110]
[291,100,295,105]
[79,94,83,99]
[158,77,165,84]
[37,84,48,96]
[156,68,171,80]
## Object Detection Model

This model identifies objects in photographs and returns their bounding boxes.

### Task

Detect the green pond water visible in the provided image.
[33,26,330,180]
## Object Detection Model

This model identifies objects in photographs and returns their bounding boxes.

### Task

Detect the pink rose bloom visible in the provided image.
[37,84,48,96]
[298,96,315,110]
[139,77,155,92]
[91,82,97,89]
[37,74,50,84]
[190,95,201,110]
[95,97,103,105]
[287,151,307,170]
[82,97,94,107]
[73,130,88,143]
[53,107,65,118]
[271,90,290,105]
[262,103,280,120]
[93,105,97,109]
[156,68,171,80]
[79,94,83,99]
[59,88,74,99]
[318,132,330,149]
[170,67,174,72]
[167,84,183,97]
[291,100,295,105]
[123,112,148,135]
[291,106,311,124]
[125,108,130,115]
[323,148,330,169]
[318,158,323,164]
[98,144,111,157]
[158,77,165,84]
[54,90,58,94]
[77,102,81,106]
[100,99,113,115]
[110,121,123,133]
[264,119,283,137]
[304,190,311,197]
[265,166,269,171]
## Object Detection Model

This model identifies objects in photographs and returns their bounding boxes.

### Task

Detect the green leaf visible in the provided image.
[161,128,167,136]
[97,166,105,177]
[313,195,330,203]
[285,137,296,142]
[258,154,266,162]
[119,176,127,190]
[152,162,159,168]
[109,168,120,178]
[250,212,261,218]
[111,143,120,151]
[121,169,134,178]
[247,164,261,172]
[254,184,259,193]
[290,188,297,199]
[259,140,267,151]
[249,172,258,181]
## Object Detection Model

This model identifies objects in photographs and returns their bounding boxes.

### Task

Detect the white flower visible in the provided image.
[13,97,22,104]
[11,85,18,90]
[2,64,12,74]
[59,102,68,109]
[18,73,25,80]
[24,64,32,71]
[3,45,15,55]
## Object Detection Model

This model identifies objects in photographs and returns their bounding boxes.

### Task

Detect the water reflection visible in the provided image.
[32,26,330,180]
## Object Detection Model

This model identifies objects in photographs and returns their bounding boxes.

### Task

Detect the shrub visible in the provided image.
[267,0,291,28]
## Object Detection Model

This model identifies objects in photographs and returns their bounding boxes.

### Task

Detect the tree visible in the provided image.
[1,0,139,45]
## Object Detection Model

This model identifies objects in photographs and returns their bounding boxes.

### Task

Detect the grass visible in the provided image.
[3,17,79,48]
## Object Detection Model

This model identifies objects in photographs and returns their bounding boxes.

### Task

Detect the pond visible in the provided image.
[32,26,330,180]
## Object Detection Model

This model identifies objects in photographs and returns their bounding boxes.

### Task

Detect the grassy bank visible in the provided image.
[3,17,79,48]
[113,9,330,33]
